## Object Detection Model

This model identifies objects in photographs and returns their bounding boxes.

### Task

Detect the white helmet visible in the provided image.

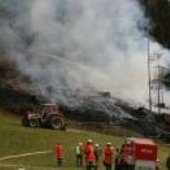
[95,143,99,147]
[79,142,83,146]
[87,139,93,143]
[107,142,111,146]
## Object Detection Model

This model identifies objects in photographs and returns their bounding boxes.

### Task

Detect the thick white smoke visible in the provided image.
[0,0,168,106]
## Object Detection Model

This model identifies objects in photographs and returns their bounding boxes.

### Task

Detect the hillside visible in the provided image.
[0,56,43,114]
[0,112,169,170]
[0,57,170,142]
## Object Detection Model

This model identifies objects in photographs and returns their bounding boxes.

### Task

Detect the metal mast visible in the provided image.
[147,33,152,111]
[156,52,163,114]
[157,54,161,114]
[147,0,152,112]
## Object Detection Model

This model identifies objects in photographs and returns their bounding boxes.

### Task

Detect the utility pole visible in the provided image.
[147,1,152,112]
[156,52,162,114]
[146,1,164,113]
[157,54,161,114]
[147,34,152,112]
[151,52,163,114]
[146,0,152,111]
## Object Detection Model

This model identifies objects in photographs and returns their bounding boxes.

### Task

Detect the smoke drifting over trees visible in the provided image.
[0,0,168,105]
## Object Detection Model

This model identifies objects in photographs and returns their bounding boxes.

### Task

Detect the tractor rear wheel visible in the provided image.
[29,119,38,128]
[50,117,63,129]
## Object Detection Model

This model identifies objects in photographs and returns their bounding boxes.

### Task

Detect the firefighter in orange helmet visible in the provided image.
[103,142,114,170]
[84,139,96,170]
[54,143,65,167]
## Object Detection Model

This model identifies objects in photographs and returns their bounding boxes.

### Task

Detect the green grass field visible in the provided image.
[0,113,169,170]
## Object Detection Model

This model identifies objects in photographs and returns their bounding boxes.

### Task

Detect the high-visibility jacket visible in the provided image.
[75,146,83,155]
[104,147,114,164]
[84,144,96,162]
[55,144,65,159]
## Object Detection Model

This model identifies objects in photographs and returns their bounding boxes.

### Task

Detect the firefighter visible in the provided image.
[103,142,114,170]
[84,139,96,170]
[75,142,83,167]
[94,143,102,170]
[118,147,126,170]
[166,153,170,170]
[54,143,65,167]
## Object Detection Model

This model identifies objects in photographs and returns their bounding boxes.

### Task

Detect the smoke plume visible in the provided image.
[0,0,168,106]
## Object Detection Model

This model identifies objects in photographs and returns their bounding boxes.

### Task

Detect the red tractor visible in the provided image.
[22,104,66,130]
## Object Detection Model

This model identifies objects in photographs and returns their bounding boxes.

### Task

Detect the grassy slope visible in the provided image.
[0,113,169,170]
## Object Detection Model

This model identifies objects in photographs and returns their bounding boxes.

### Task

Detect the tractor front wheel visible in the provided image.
[29,119,38,128]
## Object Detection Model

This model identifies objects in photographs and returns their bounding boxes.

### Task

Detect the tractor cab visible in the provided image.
[40,103,63,120]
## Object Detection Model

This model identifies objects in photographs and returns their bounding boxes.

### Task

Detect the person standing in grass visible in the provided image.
[75,142,83,167]
[103,142,115,170]
[84,139,96,170]
[54,143,65,167]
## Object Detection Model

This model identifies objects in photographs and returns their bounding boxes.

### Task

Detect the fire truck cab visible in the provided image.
[118,137,160,170]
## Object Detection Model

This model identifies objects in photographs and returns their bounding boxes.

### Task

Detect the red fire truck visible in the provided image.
[118,138,160,170]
